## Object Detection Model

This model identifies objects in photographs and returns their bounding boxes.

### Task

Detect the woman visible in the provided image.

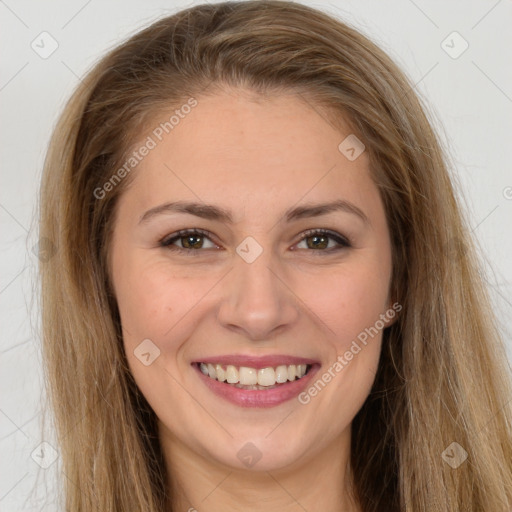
[38,1,512,510]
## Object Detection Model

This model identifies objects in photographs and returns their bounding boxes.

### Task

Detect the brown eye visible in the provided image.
[180,233,204,249]
[295,229,351,252]
[160,229,218,252]
[305,233,329,249]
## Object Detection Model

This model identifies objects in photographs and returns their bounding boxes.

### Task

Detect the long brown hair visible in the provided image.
[38,1,512,510]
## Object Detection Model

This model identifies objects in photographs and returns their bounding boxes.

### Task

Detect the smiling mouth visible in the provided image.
[196,362,312,390]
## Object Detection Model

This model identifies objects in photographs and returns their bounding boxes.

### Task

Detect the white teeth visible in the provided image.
[257,367,275,386]
[226,365,239,384]
[275,365,288,383]
[215,364,226,382]
[199,363,310,387]
[207,363,216,379]
[239,367,258,385]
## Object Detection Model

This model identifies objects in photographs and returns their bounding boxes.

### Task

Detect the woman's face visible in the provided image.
[110,89,393,472]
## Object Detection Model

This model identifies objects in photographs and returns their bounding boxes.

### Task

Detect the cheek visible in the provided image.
[294,257,389,415]
[114,258,221,393]
[114,257,196,338]
[298,271,385,433]
[303,262,390,350]
[114,261,196,407]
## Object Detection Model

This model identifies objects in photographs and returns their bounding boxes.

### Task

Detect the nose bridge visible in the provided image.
[216,239,298,340]
[235,245,279,301]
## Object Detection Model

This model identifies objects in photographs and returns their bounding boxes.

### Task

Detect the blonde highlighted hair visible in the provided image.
[39,1,512,510]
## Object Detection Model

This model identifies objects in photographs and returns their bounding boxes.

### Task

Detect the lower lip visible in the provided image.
[193,364,320,408]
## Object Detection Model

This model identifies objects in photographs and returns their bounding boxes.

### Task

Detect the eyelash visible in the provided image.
[159,228,351,255]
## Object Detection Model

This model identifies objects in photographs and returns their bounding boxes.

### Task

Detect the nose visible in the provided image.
[216,246,300,342]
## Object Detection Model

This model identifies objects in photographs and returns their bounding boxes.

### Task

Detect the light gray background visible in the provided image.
[1,0,511,510]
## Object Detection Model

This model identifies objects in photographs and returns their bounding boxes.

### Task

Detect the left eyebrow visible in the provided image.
[138,199,369,225]
[285,200,369,225]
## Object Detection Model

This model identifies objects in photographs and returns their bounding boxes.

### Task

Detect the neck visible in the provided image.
[159,424,360,512]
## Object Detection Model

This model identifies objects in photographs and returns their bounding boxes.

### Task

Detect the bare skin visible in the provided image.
[110,88,394,511]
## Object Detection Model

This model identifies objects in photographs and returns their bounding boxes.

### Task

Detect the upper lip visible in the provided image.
[193,354,319,369]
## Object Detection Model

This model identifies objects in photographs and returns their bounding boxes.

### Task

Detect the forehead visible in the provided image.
[121,89,377,219]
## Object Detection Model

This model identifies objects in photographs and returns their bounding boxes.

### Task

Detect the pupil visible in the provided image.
[308,235,327,249]
[183,235,202,249]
